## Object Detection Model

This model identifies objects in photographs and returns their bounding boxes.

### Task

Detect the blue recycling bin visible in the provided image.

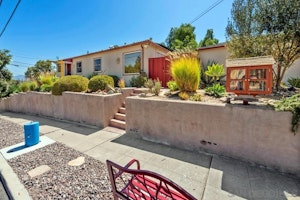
[24,121,40,147]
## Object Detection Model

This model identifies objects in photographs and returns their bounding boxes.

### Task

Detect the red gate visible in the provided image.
[148,57,172,87]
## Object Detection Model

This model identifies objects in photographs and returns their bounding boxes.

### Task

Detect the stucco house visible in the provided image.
[198,43,300,84]
[59,39,169,84]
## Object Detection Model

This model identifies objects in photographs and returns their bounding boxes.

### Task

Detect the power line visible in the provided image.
[11,61,35,65]
[0,0,22,38]
[189,0,224,24]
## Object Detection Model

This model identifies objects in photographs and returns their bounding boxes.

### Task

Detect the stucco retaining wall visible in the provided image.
[0,88,134,128]
[126,97,300,176]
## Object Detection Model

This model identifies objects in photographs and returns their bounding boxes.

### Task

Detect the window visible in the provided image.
[76,61,82,73]
[124,52,141,73]
[94,58,101,71]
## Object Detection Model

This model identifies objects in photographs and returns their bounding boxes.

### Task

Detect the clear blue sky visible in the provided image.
[0,0,234,76]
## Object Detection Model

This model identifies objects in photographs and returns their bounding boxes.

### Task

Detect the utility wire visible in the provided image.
[0,0,22,38]
[189,0,224,24]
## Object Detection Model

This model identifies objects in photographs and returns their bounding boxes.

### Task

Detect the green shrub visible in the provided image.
[287,77,300,88]
[40,84,52,92]
[7,81,20,95]
[200,60,215,89]
[205,83,225,97]
[38,73,58,85]
[153,79,161,96]
[118,79,126,88]
[52,75,89,95]
[19,82,30,92]
[88,75,114,92]
[130,74,147,87]
[0,80,20,98]
[144,78,161,95]
[273,94,300,134]
[87,72,99,79]
[190,93,202,101]
[171,57,200,92]
[29,81,38,91]
[109,75,120,87]
[179,91,189,100]
[0,80,9,97]
[167,81,179,91]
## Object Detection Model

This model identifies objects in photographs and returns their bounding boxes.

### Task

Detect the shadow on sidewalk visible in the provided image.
[111,132,212,169]
[113,132,300,200]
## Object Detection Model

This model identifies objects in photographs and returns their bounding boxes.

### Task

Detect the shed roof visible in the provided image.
[226,56,275,67]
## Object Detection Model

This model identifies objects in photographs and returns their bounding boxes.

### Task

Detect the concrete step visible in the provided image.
[133,88,148,94]
[119,107,126,114]
[114,113,126,121]
[122,102,126,108]
[109,119,126,130]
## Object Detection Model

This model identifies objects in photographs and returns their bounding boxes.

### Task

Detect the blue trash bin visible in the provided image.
[24,121,40,147]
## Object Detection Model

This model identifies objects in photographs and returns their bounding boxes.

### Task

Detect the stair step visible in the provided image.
[122,102,125,108]
[119,107,126,114]
[114,113,126,121]
[110,119,126,130]
[133,88,148,94]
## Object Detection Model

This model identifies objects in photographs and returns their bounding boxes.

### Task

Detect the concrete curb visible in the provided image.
[0,153,32,200]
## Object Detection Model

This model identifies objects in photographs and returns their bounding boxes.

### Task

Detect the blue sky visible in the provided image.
[0,0,234,76]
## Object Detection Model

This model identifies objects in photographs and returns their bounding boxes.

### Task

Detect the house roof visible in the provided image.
[63,39,170,61]
[197,42,226,51]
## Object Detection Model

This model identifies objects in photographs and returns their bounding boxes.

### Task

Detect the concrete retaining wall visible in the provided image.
[126,97,300,176]
[0,88,134,128]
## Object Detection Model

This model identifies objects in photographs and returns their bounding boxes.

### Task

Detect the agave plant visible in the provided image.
[205,63,225,84]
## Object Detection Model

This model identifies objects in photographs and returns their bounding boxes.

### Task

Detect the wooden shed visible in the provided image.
[226,56,275,95]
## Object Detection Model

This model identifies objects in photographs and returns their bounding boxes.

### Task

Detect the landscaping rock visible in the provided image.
[68,156,85,166]
[27,165,51,178]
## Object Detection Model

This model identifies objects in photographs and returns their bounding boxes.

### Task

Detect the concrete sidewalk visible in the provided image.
[0,112,299,200]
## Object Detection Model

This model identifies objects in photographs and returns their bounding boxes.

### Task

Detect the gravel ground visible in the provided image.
[0,118,115,199]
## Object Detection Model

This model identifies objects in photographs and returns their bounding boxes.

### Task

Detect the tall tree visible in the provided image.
[0,50,13,81]
[226,0,267,57]
[257,0,300,90]
[199,29,219,47]
[226,0,300,90]
[165,23,198,51]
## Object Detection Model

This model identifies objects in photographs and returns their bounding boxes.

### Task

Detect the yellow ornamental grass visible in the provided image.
[170,57,200,92]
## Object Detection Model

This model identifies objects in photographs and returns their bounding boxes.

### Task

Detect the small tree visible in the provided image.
[165,23,198,51]
[25,60,54,80]
[199,29,219,47]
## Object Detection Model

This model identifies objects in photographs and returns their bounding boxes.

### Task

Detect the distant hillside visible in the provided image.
[13,75,25,81]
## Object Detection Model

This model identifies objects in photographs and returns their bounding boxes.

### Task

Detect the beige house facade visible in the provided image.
[60,40,169,84]
[198,43,300,84]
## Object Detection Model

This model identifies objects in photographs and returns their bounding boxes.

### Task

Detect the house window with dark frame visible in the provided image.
[124,51,141,74]
[94,58,102,72]
[76,61,82,73]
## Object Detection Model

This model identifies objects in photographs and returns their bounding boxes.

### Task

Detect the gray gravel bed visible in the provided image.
[8,142,113,199]
[0,118,47,149]
[0,118,116,199]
